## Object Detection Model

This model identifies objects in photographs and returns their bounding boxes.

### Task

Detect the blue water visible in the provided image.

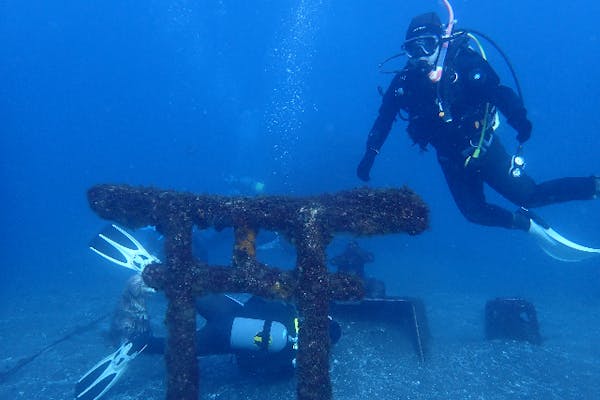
[1,1,599,399]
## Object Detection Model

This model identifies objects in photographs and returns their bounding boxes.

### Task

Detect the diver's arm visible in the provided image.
[464,52,532,144]
[460,50,531,143]
[357,73,404,181]
[368,73,405,151]
[465,54,531,143]
[490,85,532,144]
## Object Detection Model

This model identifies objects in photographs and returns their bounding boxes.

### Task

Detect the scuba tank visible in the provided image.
[230,317,289,353]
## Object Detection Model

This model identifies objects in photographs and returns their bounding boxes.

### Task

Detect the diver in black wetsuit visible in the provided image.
[330,241,385,298]
[113,287,341,375]
[141,293,342,377]
[76,278,341,400]
[77,224,342,400]
[357,12,599,231]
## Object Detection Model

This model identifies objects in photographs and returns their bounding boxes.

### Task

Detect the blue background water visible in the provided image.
[1,1,599,398]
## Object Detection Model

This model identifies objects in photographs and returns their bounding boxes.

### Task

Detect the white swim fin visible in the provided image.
[89,224,160,273]
[74,341,146,400]
[528,219,600,262]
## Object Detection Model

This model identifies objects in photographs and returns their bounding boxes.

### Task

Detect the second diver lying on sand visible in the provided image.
[75,224,341,400]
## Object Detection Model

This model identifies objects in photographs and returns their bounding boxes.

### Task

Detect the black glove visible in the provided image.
[357,148,377,182]
[515,118,532,144]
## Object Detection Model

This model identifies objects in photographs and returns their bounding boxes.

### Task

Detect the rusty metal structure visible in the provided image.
[87,184,429,400]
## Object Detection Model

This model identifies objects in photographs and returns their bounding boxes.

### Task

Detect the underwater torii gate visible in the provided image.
[87,184,429,400]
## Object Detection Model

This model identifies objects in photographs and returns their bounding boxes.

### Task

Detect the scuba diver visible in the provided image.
[75,224,341,400]
[224,174,266,196]
[330,240,386,298]
[356,3,599,247]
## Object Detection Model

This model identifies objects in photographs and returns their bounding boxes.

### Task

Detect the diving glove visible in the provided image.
[511,117,532,144]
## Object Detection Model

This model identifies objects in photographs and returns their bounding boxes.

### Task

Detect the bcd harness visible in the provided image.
[253,320,273,351]
[434,33,500,168]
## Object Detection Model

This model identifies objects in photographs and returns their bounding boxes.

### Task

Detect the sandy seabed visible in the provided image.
[1,287,599,400]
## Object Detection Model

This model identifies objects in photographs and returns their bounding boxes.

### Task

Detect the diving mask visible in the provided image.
[402,35,441,58]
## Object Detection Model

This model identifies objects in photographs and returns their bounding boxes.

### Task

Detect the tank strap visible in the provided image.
[254,320,273,351]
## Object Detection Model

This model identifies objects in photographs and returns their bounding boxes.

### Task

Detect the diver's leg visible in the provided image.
[525,177,596,207]
[482,137,597,207]
[438,153,515,228]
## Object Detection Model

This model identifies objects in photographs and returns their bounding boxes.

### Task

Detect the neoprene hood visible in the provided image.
[406,12,443,40]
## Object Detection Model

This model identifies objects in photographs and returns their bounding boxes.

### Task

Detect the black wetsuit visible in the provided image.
[195,294,299,377]
[330,242,374,278]
[361,40,596,229]
[141,294,299,377]
[330,242,386,298]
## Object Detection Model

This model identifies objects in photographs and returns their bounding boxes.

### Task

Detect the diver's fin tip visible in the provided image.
[529,219,600,262]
